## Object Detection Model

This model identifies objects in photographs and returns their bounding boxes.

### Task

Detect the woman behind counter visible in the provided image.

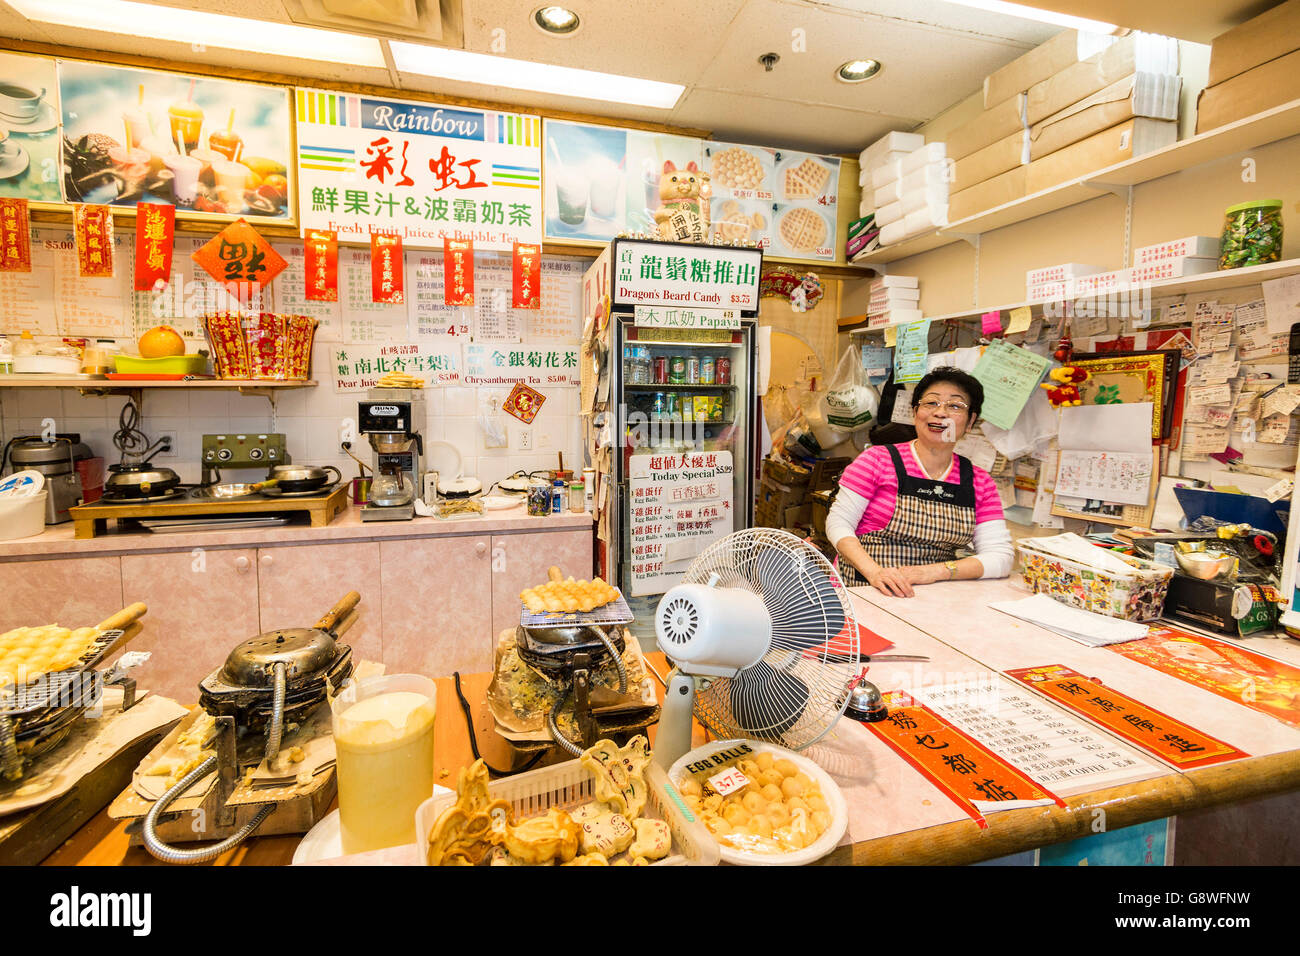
[826,367,1013,598]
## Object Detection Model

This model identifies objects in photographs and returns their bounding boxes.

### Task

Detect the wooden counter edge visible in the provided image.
[817,749,1300,866]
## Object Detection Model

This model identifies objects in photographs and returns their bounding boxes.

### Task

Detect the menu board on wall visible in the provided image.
[462,343,580,386]
[627,451,735,597]
[0,52,62,203]
[543,119,702,242]
[703,141,840,262]
[58,61,294,222]
[330,342,461,392]
[296,88,542,251]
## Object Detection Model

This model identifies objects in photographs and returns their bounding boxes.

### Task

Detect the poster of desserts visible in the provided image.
[703,140,840,262]
[0,52,62,203]
[543,118,701,242]
[57,60,294,223]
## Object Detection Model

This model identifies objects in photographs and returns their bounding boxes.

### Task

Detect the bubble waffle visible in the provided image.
[520,576,619,614]
[0,625,101,688]
[711,147,765,191]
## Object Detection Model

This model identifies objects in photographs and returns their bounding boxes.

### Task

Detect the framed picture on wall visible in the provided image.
[1070,350,1178,440]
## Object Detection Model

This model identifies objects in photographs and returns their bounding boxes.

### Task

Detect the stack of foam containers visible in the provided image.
[856,131,924,254]
[870,142,951,246]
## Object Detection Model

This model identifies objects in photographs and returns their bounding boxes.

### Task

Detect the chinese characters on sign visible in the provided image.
[304,229,338,302]
[0,198,31,273]
[1005,665,1247,768]
[444,237,474,306]
[462,343,580,386]
[502,381,546,423]
[191,218,287,299]
[133,203,175,292]
[73,204,114,279]
[612,240,762,312]
[370,232,404,304]
[330,342,461,392]
[863,690,1063,829]
[512,241,540,310]
[627,452,735,597]
[633,305,740,330]
[296,88,542,250]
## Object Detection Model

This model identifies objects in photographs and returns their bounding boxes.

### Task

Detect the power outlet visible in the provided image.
[153,433,177,459]
[536,430,553,448]
[514,427,533,450]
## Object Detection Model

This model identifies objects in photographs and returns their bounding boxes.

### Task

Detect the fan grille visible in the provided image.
[680,528,860,750]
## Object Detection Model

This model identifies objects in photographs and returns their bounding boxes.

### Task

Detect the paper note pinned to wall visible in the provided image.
[1006,306,1033,335]
[970,339,1051,431]
[982,310,1002,337]
[893,319,931,384]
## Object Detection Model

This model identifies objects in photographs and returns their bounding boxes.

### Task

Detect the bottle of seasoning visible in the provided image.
[569,479,585,512]
[552,479,565,514]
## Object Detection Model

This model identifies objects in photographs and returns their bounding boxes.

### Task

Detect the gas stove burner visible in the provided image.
[515,624,625,673]
[99,487,189,505]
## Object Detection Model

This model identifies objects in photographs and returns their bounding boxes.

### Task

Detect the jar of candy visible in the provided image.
[1220,199,1284,269]
[527,477,551,517]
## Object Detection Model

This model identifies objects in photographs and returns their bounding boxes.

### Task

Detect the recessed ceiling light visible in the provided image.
[533,5,581,36]
[938,0,1117,34]
[837,59,882,83]
[390,42,684,109]
[6,0,387,67]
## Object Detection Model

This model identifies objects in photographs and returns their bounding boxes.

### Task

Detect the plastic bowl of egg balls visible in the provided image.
[669,740,847,865]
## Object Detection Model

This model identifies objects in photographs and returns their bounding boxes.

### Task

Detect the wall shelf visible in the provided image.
[851,97,1300,270]
[851,257,1300,333]
[0,377,316,390]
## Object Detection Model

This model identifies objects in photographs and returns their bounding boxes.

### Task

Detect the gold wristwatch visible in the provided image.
[945,560,959,580]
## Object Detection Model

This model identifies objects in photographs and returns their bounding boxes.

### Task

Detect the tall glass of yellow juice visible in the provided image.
[332,674,437,855]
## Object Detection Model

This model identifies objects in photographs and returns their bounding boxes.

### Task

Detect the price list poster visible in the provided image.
[627,451,734,596]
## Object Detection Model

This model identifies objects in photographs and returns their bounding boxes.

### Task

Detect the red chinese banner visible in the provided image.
[444,237,474,306]
[1005,664,1248,768]
[502,381,545,423]
[0,199,32,273]
[304,229,338,302]
[1107,625,1300,730]
[192,218,287,301]
[862,690,1064,829]
[370,232,404,304]
[133,203,175,292]
[512,241,540,309]
[73,204,114,278]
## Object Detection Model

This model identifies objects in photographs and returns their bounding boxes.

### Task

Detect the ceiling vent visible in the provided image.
[282,0,463,45]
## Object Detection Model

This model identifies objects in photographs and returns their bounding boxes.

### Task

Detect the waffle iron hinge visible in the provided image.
[572,653,598,749]
[214,716,240,828]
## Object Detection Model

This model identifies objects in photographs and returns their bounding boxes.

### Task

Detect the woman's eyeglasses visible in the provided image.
[917,399,970,414]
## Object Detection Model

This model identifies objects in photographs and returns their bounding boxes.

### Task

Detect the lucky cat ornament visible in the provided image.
[653,161,708,242]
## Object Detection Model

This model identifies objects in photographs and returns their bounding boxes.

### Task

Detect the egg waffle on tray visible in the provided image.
[0,625,126,716]
[519,571,633,628]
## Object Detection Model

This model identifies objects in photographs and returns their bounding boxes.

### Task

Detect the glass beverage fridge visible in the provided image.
[588,238,763,610]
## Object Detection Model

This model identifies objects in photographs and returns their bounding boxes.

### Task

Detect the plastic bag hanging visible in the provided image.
[480,396,508,448]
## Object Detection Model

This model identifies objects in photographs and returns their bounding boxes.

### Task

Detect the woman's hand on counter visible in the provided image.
[867,566,915,598]
[901,564,947,586]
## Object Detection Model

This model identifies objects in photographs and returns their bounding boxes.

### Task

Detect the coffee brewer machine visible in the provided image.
[357,389,425,521]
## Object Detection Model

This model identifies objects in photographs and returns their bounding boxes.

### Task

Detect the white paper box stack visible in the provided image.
[1026,262,1101,299]
[1128,256,1221,283]
[1132,235,1220,265]
[867,275,921,326]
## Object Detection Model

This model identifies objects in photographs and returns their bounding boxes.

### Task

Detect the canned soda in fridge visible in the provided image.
[653,392,667,417]
[665,392,679,417]
[669,355,687,384]
[686,356,700,384]
[652,355,668,384]
[717,356,732,384]
[700,356,716,384]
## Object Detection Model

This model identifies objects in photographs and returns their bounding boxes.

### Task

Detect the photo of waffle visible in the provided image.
[777,206,829,254]
[709,145,767,191]
[711,198,766,242]
[781,156,832,201]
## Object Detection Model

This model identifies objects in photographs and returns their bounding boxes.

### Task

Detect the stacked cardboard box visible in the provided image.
[947,30,1180,221]
[1196,0,1300,133]
[1129,234,1222,283]
[866,275,921,328]
[1026,262,1100,300]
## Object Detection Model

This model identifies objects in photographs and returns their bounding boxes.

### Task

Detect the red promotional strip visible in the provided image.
[370,232,404,304]
[133,203,175,291]
[512,240,540,309]
[1005,664,1248,768]
[1107,625,1300,730]
[304,228,338,302]
[444,237,475,306]
[73,204,114,278]
[0,198,32,273]
[863,691,1066,830]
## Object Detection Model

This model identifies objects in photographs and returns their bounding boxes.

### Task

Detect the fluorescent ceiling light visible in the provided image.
[939,0,1117,33]
[8,0,387,67]
[390,42,684,110]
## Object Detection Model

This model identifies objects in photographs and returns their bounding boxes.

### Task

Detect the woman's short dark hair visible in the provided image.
[911,366,984,419]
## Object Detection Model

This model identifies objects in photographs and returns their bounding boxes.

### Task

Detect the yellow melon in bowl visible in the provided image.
[138,326,186,359]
